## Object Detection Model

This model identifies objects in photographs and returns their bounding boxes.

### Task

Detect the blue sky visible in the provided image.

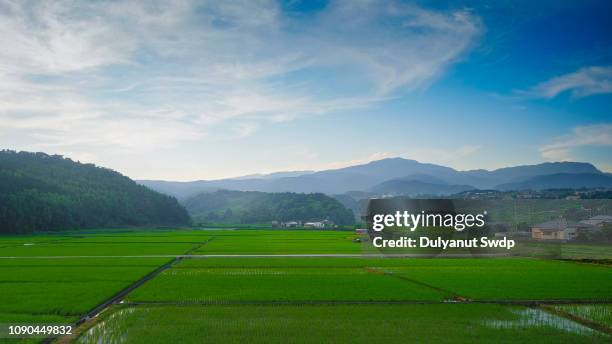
[0,0,610,180]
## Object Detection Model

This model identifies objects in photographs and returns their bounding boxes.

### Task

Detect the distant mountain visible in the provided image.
[369,178,475,196]
[232,170,314,180]
[0,150,190,233]
[140,158,479,196]
[138,158,606,198]
[137,179,218,200]
[392,173,450,185]
[183,190,354,225]
[496,173,612,190]
[465,162,600,186]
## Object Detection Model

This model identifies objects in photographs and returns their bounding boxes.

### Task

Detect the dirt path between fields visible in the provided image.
[119,299,612,306]
[0,252,511,259]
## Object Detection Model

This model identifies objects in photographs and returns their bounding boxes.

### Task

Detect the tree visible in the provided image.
[0,150,190,233]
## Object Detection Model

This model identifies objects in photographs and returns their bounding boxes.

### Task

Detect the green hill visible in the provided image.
[0,150,190,233]
[183,190,355,225]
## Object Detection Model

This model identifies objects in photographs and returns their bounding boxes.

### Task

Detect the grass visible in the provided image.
[76,304,609,344]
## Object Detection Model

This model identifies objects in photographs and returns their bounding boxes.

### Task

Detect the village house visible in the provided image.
[280,221,301,228]
[531,218,594,241]
[580,215,612,228]
[303,220,334,229]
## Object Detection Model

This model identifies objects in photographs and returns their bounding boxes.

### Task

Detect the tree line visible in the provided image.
[183,189,355,225]
[0,150,190,233]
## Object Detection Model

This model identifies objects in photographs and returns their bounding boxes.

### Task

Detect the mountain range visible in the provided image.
[138,158,612,199]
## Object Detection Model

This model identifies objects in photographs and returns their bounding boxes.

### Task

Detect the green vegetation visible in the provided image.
[555,304,612,327]
[175,257,424,268]
[193,230,361,254]
[183,190,355,225]
[0,257,170,320]
[384,259,612,300]
[127,267,447,302]
[0,230,209,330]
[77,304,607,344]
[0,150,190,233]
[474,199,612,229]
[131,257,612,302]
[0,229,609,343]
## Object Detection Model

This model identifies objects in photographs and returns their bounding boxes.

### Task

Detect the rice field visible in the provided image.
[0,258,170,316]
[384,259,612,300]
[554,304,612,327]
[0,228,609,343]
[192,230,361,254]
[76,304,608,344]
[126,267,448,302]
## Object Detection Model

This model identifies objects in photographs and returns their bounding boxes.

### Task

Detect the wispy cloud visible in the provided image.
[524,66,612,99]
[0,0,481,161]
[540,124,612,161]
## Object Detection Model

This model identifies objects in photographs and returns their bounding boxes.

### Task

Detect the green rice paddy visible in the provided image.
[0,229,609,343]
[77,304,608,344]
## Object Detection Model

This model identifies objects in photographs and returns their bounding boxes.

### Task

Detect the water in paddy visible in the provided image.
[77,307,135,344]
[556,304,612,326]
[483,308,596,336]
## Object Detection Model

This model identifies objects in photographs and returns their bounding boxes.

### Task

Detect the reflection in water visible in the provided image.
[78,306,607,343]
[484,308,595,335]
[557,304,612,326]
[77,308,136,344]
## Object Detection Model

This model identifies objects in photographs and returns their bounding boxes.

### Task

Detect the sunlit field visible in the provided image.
[0,229,610,343]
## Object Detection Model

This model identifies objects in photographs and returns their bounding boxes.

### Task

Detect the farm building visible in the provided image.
[304,221,325,229]
[580,215,612,227]
[304,220,334,229]
[531,219,594,241]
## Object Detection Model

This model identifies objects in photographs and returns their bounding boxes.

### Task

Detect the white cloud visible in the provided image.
[540,124,612,161]
[0,0,481,168]
[525,66,612,99]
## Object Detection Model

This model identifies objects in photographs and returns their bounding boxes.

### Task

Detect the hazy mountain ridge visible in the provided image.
[369,179,476,196]
[496,173,612,190]
[138,158,607,198]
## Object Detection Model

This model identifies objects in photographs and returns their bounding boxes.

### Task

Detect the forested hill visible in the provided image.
[183,190,355,225]
[0,150,190,233]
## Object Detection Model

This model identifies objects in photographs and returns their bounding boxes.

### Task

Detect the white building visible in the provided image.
[304,221,325,229]
[281,221,301,228]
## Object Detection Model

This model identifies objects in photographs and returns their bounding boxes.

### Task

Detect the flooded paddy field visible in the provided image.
[78,304,609,344]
